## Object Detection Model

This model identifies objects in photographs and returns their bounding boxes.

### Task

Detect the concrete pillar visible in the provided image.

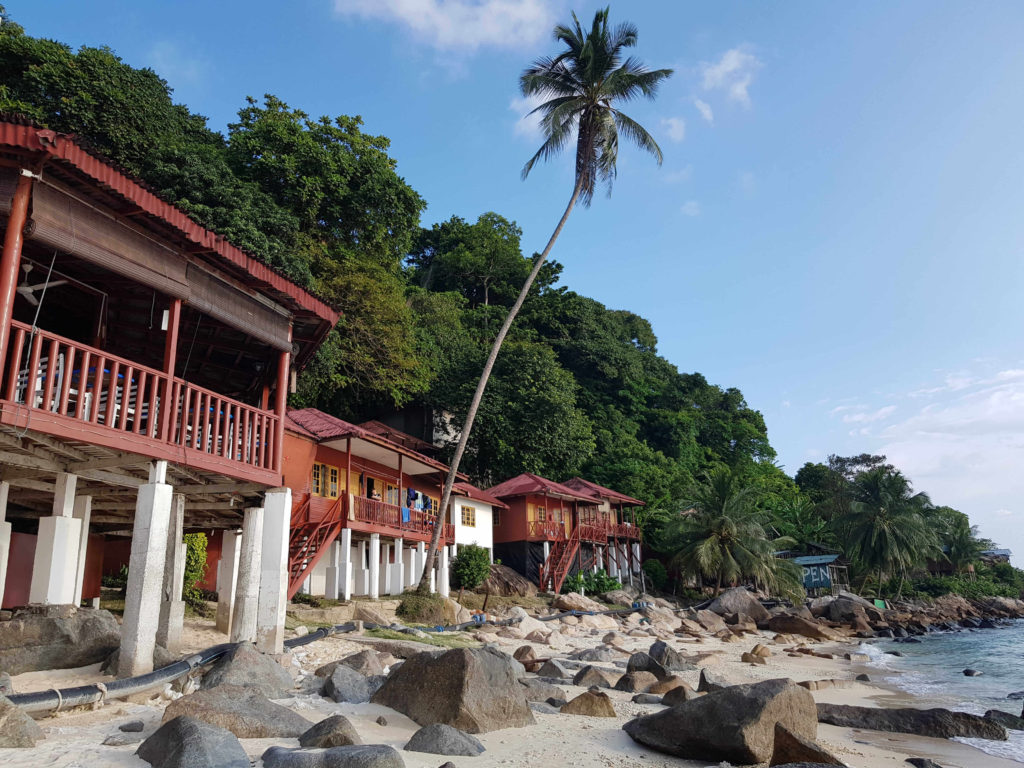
[0,481,10,608]
[325,540,341,601]
[414,541,426,585]
[30,472,83,605]
[542,541,550,563]
[215,529,241,634]
[438,545,450,598]
[368,534,380,600]
[451,542,458,560]
[230,506,263,643]
[72,495,92,605]
[609,544,619,578]
[405,546,416,589]
[338,528,353,601]
[256,487,291,654]
[390,537,404,596]
[118,462,172,678]
[156,494,186,654]
[381,541,392,596]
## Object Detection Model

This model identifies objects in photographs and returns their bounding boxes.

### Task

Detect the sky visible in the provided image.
[11,1,1024,563]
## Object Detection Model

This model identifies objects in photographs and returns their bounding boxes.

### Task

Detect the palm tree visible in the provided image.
[836,467,939,598]
[417,7,672,591]
[666,467,803,601]
[942,512,987,574]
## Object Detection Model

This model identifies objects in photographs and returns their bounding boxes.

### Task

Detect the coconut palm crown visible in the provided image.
[520,6,674,205]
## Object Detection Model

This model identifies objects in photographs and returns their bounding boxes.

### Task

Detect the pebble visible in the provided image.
[118,720,145,733]
[376,716,388,726]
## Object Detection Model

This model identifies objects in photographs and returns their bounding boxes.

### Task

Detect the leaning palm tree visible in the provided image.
[835,467,939,598]
[666,467,803,601]
[417,7,673,591]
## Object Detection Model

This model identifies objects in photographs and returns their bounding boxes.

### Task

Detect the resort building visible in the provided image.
[486,472,644,593]
[0,119,338,674]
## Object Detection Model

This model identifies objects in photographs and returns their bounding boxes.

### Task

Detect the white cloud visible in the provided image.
[146,41,205,85]
[694,99,714,124]
[333,0,556,53]
[661,117,686,142]
[700,46,762,107]
[509,94,545,139]
[663,165,693,184]
[681,200,701,217]
[842,405,897,424]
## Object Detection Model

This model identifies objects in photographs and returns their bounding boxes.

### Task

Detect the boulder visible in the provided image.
[770,723,845,766]
[662,683,704,706]
[162,685,312,738]
[649,676,689,695]
[261,745,404,768]
[519,677,565,703]
[338,650,387,677]
[0,670,12,695]
[627,651,669,680]
[512,645,542,673]
[530,701,560,715]
[816,703,1007,740]
[698,668,733,693]
[623,678,818,764]
[649,641,694,671]
[768,614,836,641]
[120,720,146,732]
[404,723,485,756]
[476,563,537,597]
[553,592,605,612]
[602,589,636,606]
[300,716,363,748]
[633,693,663,704]
[352,603,390,626]
[742,652,768,665]
[0,606,120,674]
[323,665,385,704]
[572,665,616,689]
[578,613,619,630]
[536,658,573,678]
[614,671,659,693]
[371,646,534,733]
[0,693,44,747]
[137,716,249,768]
[986,709,1024,731]
[575,645,621,663]
[695,609,728,633]
[202,643,294,698]
[708,587,770,624]
[504,606,547,636]
[561,690,616,717]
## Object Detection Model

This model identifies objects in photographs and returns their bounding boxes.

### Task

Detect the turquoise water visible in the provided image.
[859,620,1024,763]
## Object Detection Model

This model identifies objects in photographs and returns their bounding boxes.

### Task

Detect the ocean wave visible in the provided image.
[954,733,1024,764]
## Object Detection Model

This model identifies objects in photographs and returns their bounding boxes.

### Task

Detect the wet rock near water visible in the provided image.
[816,703,1007,740]
[985,709,1024,731]
[136,715,249,768]
[404,723,485,756]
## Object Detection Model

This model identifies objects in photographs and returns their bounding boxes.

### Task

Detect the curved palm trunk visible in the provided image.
[416,179,584,594]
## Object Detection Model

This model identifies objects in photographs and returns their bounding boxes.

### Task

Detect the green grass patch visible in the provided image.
[396,592,448,625]
[366,627,480,649]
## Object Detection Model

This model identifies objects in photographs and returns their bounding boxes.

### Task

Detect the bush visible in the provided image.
[396,591,447,625]
[560,568,622,596]
[642,559,668,591]
[292,592,323,608]
[898,574,1021,600]
[182,533,208,608]
[450,544,492,591]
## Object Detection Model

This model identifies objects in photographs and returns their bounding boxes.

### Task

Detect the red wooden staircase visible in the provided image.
[287,493,345,599]
[538,525,581,593]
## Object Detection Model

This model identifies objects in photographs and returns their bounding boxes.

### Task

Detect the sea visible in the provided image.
[858,619,1024,763]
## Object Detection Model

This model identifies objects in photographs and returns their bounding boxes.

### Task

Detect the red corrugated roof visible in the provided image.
[563,477,646,506]
[485,472,597,503]
[0,121,339,330]
[452,481,509,509]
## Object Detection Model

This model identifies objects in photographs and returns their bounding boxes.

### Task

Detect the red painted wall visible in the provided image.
[198,529,222,592]
[82,533,103,601]
[103,537,132,577]
[3,532,36,609]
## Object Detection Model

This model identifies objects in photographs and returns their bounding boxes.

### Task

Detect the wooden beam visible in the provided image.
[175,482,266,496]
[68,453,147,473]
[0,451,62,472]
[77,469,145,489]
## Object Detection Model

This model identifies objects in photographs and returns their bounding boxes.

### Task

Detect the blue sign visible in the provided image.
[800,564,832,589]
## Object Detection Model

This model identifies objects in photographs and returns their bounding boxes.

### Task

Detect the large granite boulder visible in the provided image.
[572,665,617,688]
[137,716,249,768]
[322,665,385,704]
[316,650,386,679]
[770,723,845,766]
[986,709,1024,731]
[519,678,566,703]
[768,614,837,641]
[602,589,636,606]
[202,642,294,698]
[614,671,659,693]
[552,592,605,612]
[623,678,817,764]
[476,563,538,597]
[0,605,119,674]
[371,646,534,733]
[0,693,44,747]
[649,641,694,672]
[404,723,485,756]
[708,588,770,624]
[504,606,548,636]
[300,716,363,748]
[562,690,616,717]
[162,685,312,738]
[627,651,669,681]
[261,745,404,768]
[694,609,728,633]
[816,703,1007,740]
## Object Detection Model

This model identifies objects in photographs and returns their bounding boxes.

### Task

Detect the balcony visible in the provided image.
[349,495,453,543]
[527,520,567,541]
[0,320,279,484]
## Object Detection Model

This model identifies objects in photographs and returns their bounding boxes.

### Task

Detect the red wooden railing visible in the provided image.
[527,520,567,540]
[539,524,581,593]
[287,493,343,599]
[2,320,278,475]
[611,522,641,540]
[350,495,454,541]
[577,523,608,544]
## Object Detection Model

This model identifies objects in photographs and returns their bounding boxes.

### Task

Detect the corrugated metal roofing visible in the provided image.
[485,472,598,503]
[563,477,645,506]
[792,554,840,566]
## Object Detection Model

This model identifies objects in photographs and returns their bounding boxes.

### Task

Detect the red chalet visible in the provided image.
[487,472,643,593]
[0,120,337,675]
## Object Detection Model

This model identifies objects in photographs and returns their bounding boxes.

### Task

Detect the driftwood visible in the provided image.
[474,564,538,598]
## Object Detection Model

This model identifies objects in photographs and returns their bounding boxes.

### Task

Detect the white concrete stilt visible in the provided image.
[381,542,391,596]
[157,494,186,654]
[325,540,341,601]
[230,506,264,643]
[608,544,619,578]
[368,534,380,600]
[338,528,353,601]
[438,545,450,598]
[256,487,291,654]
[215,530,241,634]
[30,472,83,605]
[415,541,426,585]
[390,537,404,596]
[118,462,172,678]
[405,546,416,589]
[0,481,11,608]
[72,495,92,605]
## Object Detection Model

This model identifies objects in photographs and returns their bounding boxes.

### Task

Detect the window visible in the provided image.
[327,466,339,499]
[493,509,501,526]
[311,463,339,498]
[537,506,546,523]
[311,463,323,496]
[461,506,476,527]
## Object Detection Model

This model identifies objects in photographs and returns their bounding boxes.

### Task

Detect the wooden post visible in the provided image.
[158,298,181,441]
[274,348,290,472]
[345,437,352,515]
[0,170,33,366]
[397,454,403,512]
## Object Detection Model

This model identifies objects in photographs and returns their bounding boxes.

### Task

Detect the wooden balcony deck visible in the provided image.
[527,519,641,542]
[0,320,280,485]
[349,495,454,544]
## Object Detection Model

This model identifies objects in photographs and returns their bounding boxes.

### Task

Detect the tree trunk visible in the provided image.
[416,181,584,593]
[713,571,722,597]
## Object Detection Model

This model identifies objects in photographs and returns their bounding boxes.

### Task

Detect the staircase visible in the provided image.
[538,525,581,593]
[287,493,345,599]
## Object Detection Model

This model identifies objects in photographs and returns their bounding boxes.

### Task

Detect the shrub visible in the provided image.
[182,533,208,608]
[450,544,492,591]
[396,591,447,625]
[560,568,622,596]
[642,559,668,591]
[292,592,323,608]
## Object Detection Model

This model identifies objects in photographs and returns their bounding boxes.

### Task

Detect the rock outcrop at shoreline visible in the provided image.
[816,703,1008,740]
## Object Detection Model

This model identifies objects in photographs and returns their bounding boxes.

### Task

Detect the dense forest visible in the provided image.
[1,12,1015,599]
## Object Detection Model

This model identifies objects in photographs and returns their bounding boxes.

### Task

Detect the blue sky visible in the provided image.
[13,1,1024,562]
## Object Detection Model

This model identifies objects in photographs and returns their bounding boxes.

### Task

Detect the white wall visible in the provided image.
[451,496,493,553]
